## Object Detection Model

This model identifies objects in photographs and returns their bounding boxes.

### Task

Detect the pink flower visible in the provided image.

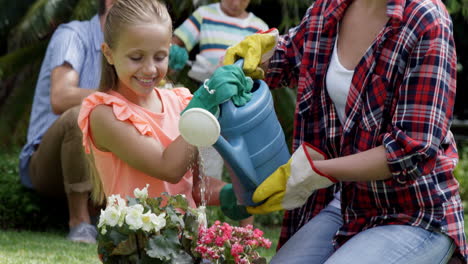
[215,236,225,246]
[231,243,244,256]
[239,258,249,264]
[196,221,271,264]
[253,228,264,238]
[247,239,259,247]
[196,245,208,254]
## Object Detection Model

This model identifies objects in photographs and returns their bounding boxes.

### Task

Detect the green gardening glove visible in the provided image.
[169,44,189,71]
[182,65,253,117]
[220,184,251,221]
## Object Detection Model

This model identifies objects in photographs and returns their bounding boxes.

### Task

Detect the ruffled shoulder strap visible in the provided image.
[78,91,153,153]
[168,87,193,110]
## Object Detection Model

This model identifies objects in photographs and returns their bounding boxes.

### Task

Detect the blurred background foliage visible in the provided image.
[0,0,309,150]
[2,0,466,149]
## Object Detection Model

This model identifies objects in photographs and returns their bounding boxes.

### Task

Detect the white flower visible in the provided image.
[152,213,166,232]
[125,204,144,230]
[97,209,107,229]
[107,194,127,210]
[100,226,107,235]
[102,206,121,227]
[134,184,149,200]
[141,211,156,232]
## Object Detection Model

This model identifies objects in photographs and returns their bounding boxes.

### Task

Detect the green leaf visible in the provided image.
[147,197,163,214]
[272,88,296,151]
[127,197,138,206]
[11,0,79,49]
[0,41,48,80]
[111,233,147,256]
[170,194,189,209]
[111,238,137,256]
[70,0,97,20]
[253,257,268,264]
[0,0,34,35]
[146,229,181,261]
[165,207,184,228]
[446,0,462,14]
[140,253,163,264]
[108,229,129,246]
[182,211,199,238]
[169,250,194,264]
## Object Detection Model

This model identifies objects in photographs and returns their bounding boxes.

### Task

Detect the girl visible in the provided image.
[78,0,248,220]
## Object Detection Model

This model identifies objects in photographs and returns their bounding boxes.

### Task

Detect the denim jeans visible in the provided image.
[271,204,455,264]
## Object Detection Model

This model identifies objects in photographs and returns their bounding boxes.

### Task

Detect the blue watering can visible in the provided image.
[213,60,291,206]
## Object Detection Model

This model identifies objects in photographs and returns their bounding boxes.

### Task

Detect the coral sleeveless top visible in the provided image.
[78,88,196,207]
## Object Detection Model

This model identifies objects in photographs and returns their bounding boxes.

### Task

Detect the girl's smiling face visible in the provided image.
[102,22,172,97]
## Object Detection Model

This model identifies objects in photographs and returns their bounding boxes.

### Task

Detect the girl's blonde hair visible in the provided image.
[99,0,172,92]
[90,0,172,205]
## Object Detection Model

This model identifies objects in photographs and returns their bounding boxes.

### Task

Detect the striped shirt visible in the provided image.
[265,0,467,261]
[19,15,103,188]
[174,3,268,67]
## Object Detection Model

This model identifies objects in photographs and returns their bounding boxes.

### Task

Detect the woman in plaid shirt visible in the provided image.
[224,0,466,263]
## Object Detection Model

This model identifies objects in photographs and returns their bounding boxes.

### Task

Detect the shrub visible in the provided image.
[0,149,68,231]
[455,143,468,205]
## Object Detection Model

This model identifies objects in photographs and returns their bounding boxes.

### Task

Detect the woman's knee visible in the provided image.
[325,225,455,264]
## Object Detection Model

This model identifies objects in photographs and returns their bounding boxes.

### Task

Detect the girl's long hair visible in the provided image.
[89,0,172,204]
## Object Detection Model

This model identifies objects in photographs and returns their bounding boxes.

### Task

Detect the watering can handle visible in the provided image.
[234,59,244,69]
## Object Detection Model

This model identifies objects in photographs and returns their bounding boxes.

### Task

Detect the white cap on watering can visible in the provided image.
[179,60,245,147]
[179,107,220,147]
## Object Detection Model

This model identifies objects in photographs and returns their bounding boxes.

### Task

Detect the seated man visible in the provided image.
[18,0,113,243]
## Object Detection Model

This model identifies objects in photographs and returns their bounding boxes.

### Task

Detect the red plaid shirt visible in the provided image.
[265,0,467,261]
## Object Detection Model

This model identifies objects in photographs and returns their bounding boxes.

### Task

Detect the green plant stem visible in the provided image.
[135,233,141,260]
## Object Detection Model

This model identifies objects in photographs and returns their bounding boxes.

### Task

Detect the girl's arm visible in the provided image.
[89,104,197,184]
[192,163,226,206]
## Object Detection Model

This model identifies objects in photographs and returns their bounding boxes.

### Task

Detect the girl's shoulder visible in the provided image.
[78,91,154,153]
[81,91,129,114]
[158,87,193,108]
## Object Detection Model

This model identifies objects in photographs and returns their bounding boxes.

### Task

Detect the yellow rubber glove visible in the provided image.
[247,143,338,214]
[223,28,279,79]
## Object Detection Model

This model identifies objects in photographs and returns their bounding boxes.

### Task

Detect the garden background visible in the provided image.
[0,0,467,263]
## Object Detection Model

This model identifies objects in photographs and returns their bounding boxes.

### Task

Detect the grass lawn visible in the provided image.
[0,226,280,264]
[0,230,101,264]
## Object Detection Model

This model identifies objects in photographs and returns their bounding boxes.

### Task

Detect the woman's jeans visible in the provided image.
[271,205,455,264]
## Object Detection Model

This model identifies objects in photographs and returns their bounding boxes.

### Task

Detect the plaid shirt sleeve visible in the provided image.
[265,5,315,90]
[383,17,457,183]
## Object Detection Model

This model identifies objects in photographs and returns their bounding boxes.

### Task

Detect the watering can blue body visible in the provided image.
[213,61,291,206]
